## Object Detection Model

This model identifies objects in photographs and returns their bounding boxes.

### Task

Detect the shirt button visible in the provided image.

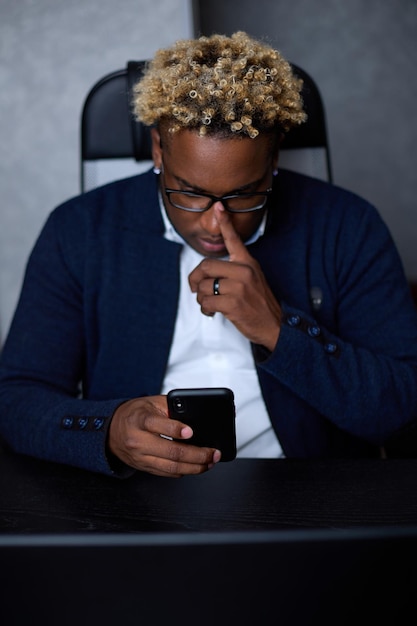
[324,342,338,354]
[307,325,321,338]
[287,314,301,327]
[62,417,74,429]
[93,417,105,430]
[78,417,88,430]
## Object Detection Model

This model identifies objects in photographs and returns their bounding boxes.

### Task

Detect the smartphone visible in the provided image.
[167,387,237,462]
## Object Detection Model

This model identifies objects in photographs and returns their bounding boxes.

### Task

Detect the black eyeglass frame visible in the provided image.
[164,188,273,214]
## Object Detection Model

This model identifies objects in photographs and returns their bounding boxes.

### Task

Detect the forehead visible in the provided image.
[161,129,273,190]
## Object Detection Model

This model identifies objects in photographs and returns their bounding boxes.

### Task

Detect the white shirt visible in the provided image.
[159,199,283,458]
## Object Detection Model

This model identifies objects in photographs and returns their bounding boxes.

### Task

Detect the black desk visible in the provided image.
[2,439,417,533]
[2,440,417,625]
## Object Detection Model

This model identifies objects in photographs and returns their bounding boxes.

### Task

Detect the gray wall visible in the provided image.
[197,0,417,281]
[0,0,194,342]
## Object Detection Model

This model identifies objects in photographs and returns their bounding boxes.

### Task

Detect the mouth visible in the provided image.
[197,237,227,255]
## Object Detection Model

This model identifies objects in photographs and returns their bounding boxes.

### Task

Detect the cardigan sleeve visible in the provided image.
[0,204,134,477]
[255,198,417,447]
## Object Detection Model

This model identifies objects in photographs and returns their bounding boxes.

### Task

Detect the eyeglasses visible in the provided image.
[164,188,272,213]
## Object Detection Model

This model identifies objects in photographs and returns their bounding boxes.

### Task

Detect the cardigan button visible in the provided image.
[324,342,338,354]
[287,314,301,327]
[62,416,74,429]
[307,325,321,338]
[93,417,105,430]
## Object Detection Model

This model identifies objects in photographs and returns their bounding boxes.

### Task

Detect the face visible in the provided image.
[151,127,278,257]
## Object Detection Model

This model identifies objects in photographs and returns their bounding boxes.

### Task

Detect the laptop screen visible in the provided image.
[1,526,416,625]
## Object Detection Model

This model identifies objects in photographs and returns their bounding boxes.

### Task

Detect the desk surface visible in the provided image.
[2,438,417,533]
[3,440,417,625]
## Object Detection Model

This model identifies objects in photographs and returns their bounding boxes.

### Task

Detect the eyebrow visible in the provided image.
[172,173,266,195]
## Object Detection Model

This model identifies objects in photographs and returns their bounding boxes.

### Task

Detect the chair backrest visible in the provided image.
[81,60,332,193]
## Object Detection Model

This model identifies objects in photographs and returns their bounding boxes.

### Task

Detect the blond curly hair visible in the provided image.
[132,31,306,139]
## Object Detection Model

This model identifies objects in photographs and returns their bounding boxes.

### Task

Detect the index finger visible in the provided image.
[214,204,252,263]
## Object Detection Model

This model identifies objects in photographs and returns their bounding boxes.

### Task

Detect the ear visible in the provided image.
[272,132,284,171]
[150,127,162,170]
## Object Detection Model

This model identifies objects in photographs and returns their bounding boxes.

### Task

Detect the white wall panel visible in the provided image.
[0,0,194,341]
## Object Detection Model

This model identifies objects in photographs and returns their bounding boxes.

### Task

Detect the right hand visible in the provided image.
[108,395,221,477]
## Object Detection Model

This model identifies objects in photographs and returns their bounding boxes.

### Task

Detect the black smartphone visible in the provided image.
[167,387,237,462]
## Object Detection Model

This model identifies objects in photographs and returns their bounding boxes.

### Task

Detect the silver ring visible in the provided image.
[213,277,220,296]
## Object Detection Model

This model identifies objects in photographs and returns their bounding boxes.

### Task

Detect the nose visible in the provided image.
[199,201,224,236]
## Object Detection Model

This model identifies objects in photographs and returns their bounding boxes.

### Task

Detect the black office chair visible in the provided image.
[81,60,332,193]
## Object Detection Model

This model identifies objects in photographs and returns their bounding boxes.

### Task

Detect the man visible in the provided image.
[1,32,417,477]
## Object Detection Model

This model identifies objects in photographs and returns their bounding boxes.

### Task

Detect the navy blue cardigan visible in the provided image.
[1,168,417,475]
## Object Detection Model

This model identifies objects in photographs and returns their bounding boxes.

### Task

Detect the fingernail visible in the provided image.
[208,450,221,469]
[181,426,193,439]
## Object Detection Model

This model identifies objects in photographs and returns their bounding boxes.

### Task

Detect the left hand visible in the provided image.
[188,205,282,351]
